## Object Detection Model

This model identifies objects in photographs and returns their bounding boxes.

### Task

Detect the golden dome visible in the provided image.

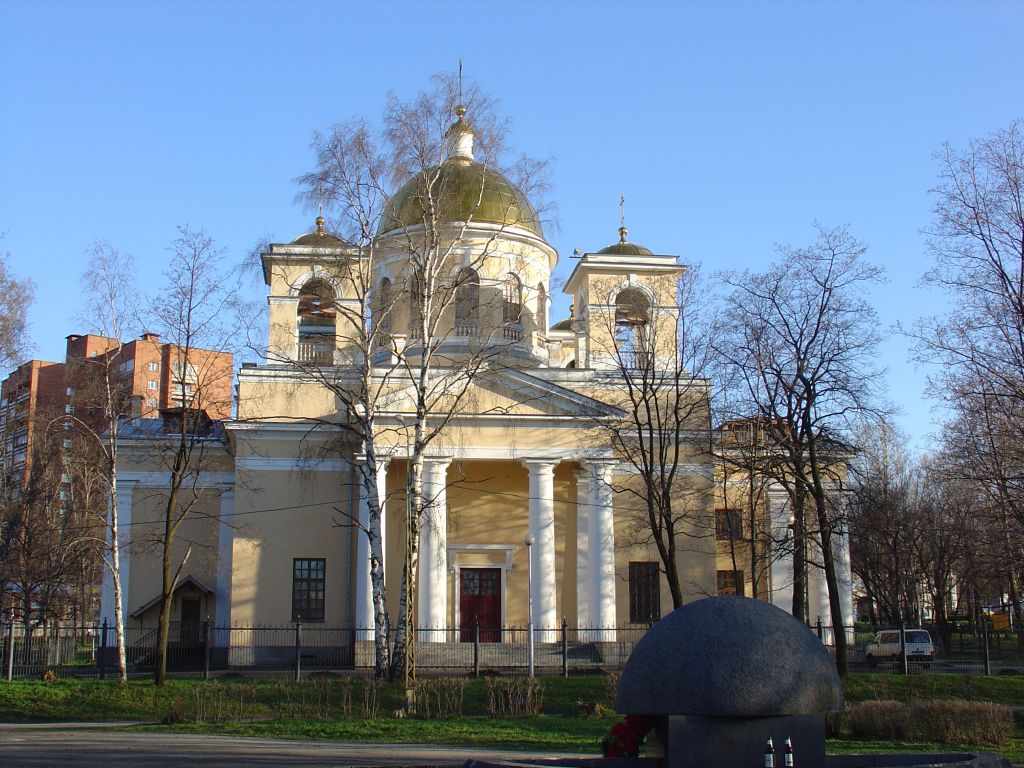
[596,226,653,256]
[292,216,349,246]
[376,158,543,238]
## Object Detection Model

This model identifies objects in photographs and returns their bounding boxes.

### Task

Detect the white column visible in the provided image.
[767,487,794,613]
[418,458,451,639]
[99,495,116,623]
[215,483,235,629]
[99,479,137,624]
[525,459,558,641]
[574,468,591,630]
[266,295,300,361]
[836,518,854,645]
[588,461,617,641]
[355,458,389,640]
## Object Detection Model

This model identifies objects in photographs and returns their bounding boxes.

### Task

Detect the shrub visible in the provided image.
[846,700,908,740]
[845,699,1014,746]
[164,695,191,725]
[484,677,544,717]
[603,672,621,706]
[824,708,845,739]
[910,700,1014,746]
[360,679,381,719]
[336,677,353,718]
[414,677,468,719]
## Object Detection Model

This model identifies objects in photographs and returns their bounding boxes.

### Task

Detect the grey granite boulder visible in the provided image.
[616,596,844,717]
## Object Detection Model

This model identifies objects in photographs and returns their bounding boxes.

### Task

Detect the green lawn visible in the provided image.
[843,672,1024,705]
[135,716,616,752]
[1,673,1022,761]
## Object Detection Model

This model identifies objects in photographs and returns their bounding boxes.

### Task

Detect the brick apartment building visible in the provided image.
[1,332,233,485]
[0,333,233,623]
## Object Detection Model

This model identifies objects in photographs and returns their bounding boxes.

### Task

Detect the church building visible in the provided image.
[101,100,851,658]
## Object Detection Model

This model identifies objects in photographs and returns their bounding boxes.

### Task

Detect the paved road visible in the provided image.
[0,724,590,767]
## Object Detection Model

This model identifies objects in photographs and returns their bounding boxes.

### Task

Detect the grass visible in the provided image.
[1,673,1022,760]
[135,716,616,752]
[843,672,1024,706]
[827,737,1024,765]
[0,676,614,723]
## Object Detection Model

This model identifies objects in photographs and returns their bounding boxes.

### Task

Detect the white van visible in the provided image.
[864,629,935,667]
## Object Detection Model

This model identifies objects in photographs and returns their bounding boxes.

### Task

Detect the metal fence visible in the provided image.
[815,620,1024,674]
[0,619,650,681]
[7,617,1019,681]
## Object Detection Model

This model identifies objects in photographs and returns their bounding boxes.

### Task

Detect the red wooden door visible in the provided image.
[460,568,502,642]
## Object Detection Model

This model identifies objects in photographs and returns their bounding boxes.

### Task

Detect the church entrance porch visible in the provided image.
[459,567,502,642]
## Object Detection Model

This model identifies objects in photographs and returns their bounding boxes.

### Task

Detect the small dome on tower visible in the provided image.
[292,216,349,246]
[597,226,653,256]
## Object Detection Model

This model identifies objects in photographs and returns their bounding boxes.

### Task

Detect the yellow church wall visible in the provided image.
[610,469,717,619]
[125,484,222,627]
[229,465,357,626]
[235,377,348,421]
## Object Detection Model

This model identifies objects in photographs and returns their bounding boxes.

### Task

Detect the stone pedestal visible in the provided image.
[660,714,824,768]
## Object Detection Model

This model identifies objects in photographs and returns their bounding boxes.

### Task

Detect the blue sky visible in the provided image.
[2,1,1022,452]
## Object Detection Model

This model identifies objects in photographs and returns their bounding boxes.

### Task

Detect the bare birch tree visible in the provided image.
[284,74,553,687]
[62,242,139,682]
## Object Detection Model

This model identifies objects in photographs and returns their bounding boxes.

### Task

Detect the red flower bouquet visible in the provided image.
[602,714,655,757]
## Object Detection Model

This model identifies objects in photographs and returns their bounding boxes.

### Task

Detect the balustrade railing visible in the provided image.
[297,339,334,365]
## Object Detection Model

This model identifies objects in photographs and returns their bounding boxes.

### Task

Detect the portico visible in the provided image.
[350,451,621,642]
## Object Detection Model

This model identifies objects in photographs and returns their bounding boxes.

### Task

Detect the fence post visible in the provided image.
[202,620,211,681]
[473,619,480,679]
[982,621,991,676]
[561,617,568,679]
[293,620,302,683]
[899,622,908,675]
[99,618,108,680]
[4,618,14,682]
[816,616,823,640]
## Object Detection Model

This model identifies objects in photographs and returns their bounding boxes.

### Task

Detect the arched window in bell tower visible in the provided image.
[454,267,480,336]
[376,277,393,347]
[536,283,547,336]
[502,274,523,341]
[297,278,336,365]
[614,288,650,369]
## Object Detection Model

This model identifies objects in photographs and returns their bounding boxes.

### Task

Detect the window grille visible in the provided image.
[628,561,660,624]
[292,558,326,621]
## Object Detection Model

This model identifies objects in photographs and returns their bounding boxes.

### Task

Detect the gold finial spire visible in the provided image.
[446,64,474,160]
[618,194,628,242]
[316,183,326,236]
[457,59,463,107]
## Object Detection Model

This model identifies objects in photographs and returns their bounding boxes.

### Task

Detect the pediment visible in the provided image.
[376,367,623,420]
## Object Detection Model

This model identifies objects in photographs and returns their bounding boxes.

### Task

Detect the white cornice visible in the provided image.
[235,456,348,472]
[119,471,235,487]
[225,421,343,439]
